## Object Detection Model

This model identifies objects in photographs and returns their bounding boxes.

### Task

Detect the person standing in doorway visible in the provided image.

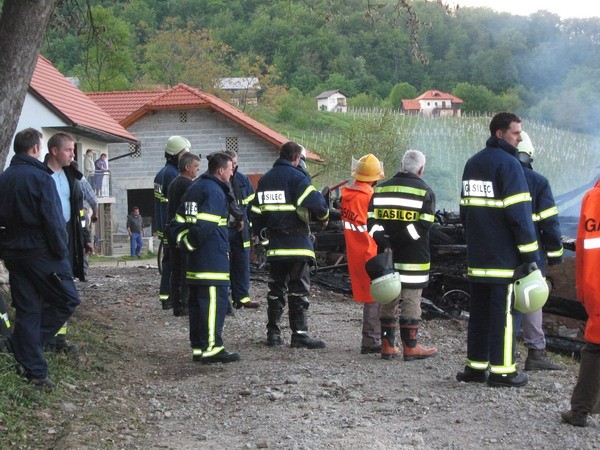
[127,207,144,258]
[93,153,109,196]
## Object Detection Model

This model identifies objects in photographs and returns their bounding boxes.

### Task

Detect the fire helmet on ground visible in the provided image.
[351,154,385,182]
[365,252,401,304]
[517,131,535,164]
[513,268,549,313]
[165,136,191,156]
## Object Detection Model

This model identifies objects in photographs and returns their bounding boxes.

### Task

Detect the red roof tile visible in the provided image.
[402,99,421,110]
[415,90,463,103]
[29,56,138,143]
[87,83,321,161]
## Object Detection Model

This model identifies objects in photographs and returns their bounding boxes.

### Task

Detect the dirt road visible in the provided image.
[53,263,597,449]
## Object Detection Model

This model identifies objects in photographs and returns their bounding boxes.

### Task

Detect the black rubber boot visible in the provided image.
[266,307,284,346]
[380,318,400,360]
[289,303,325,349]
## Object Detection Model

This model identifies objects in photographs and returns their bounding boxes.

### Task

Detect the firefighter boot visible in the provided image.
[380,318,400,360]
[266,307,284,346]
[524,348,564,371]
[289,304,325,349]
[399,321,437,361]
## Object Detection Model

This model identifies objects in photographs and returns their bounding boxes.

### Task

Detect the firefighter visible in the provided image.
[457,112,539,388]
[513,132,564,371]
[340,154,385,354]
[561,177,600,427]
[171,152,240,363]
[368,149,438,361]
[250,141,329,349]
[223,150,260,310]
[154,136,190,310]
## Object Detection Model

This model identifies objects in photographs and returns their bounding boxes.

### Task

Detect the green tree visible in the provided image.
[387,82,418,109]
[452,82,498,114]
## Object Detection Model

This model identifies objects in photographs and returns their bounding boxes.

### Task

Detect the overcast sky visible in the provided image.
[447,1,600,19]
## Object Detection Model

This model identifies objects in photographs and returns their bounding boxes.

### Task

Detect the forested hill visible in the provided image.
[43,0,600,134]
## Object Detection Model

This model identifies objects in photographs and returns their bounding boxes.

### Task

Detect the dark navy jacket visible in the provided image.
[250,158,329,262]
[0,153,68,260]
[522,165,563,274]
[170,173,231,286]
[460,136,539,284]
[229,169,255,248]
[154,158,179,242]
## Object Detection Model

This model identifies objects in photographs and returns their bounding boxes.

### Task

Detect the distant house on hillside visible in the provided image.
[216,77,260,106]
[316,90,348,113]
[402,90,463,117]
[8,56,140,256]
[87,83,321,239]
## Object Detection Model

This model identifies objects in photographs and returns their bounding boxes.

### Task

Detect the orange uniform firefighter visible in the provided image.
[561,178,600,427]
[340,154,385,354]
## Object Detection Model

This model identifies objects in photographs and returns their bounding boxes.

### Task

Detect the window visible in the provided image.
[225,137,238,153]
[130,144,141,158]
[179,111,187,123]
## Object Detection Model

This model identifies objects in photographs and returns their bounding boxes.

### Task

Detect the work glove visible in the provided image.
[513,261,538,280]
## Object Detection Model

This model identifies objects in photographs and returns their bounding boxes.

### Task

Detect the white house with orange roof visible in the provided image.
[87,83,321,237]
[9,56,140,255]
[402,90,463,117]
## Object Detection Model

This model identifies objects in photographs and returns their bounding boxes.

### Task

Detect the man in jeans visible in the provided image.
[127,207,144,258]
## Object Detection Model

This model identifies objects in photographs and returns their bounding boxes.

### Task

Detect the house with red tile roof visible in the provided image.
[87,83,316,239]
[8,56,141,255]
[401,90,463,117]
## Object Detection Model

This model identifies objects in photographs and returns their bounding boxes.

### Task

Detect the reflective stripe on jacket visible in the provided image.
[576,178,600,344]
[368,172,435,288]
[250,158,329,262]
[460,136,538,283]
[153,159,178,241]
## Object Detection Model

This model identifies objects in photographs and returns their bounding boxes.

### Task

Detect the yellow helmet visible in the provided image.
[351,154,384,182]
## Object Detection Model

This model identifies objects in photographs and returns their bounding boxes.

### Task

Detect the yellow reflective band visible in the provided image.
[468,268,514,278]
[2,313,11,328]
[373,208,419,221]
[239,296,251,304]
[243,240,251,248]
[57,326,67,335]
[466,360,489,370]
[547,248,564,258]
[297,185,317,205]
[207,286,217,351]
[503,192,531,207]
[192,348,202,357]
[394,262,431,271]
[460,197,504,208]
[157,231,164,238]
[242,193,255,205]
[159,295,169,300]
[175,213,186,223]
[489,364,517,374]
[533,206,559,222]
[251,205,262,214]
[374,185,426,197]
[518,241,539,253]
[267,248,316,258]
[182,235,196,252]
[176,229,188,244]
[202,346,225,358]
[197,212,222,223]
[503,284,514,370]
[367,211,375,219]
[186,271,230,281]
[419,213,435,222]
[260,204,296,212]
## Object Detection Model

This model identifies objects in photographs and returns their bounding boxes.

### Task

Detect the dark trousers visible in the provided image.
[169,245,188,310]
[188,284,229,357]
[5,254,80,378]
[267,260,311,335]
[466,282,516,374]
[159,240,171,303]
[571,342,600,414]
[229,230,250,303]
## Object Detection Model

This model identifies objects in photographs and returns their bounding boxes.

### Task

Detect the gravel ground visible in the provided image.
[54,263,599,449]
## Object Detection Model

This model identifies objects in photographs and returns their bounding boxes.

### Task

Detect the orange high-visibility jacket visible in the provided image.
[577,179,600,344]
[340,181,377,303]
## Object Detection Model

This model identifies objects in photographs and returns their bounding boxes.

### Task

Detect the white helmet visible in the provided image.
[165,136,191,156]
[517,131,534,164]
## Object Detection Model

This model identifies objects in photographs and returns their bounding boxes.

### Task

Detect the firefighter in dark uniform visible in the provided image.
[368,149,438,361]
[457,112,539,388]
[250,141,329,349]
[171,152,240,363]
[0,128,80,390]
[223,150,260,309]
[154,136,190,310]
